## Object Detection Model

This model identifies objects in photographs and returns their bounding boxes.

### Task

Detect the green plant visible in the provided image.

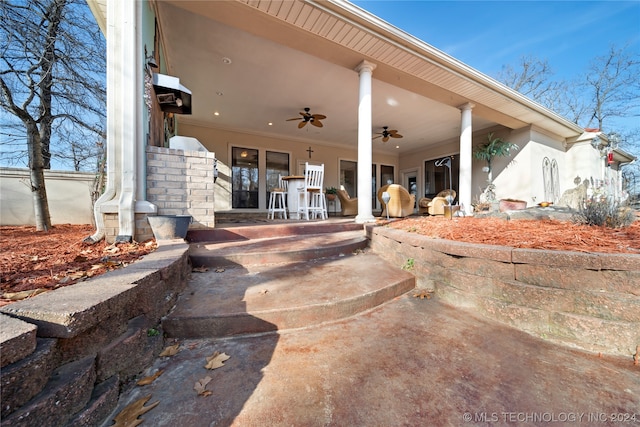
[473,133,519,186]
[402,258,415,271]
[147,328,160,337]
[325,187,338,195]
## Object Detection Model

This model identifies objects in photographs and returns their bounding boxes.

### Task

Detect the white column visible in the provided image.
[458,103,474,215]
[115,0,137,241]
[354,60,376,223]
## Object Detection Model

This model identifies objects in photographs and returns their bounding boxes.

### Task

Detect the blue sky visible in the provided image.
[351,1,640,81]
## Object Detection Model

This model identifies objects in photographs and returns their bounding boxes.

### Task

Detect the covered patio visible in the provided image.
[87,0,615,243]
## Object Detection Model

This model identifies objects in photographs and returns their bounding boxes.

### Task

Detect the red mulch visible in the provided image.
[386,216,640,254]
[0,224,157,306]
[1,218,638,306]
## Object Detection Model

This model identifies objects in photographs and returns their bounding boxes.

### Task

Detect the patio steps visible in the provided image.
[163,221,416,338]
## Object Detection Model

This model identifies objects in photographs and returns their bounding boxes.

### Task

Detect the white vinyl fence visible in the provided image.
[0,168,96,226]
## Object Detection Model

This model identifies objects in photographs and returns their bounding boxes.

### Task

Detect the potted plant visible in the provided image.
[473,133,519,202]
[325,187,338,201]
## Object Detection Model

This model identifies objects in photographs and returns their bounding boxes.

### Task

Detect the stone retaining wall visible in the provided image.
[0,242,190,426]
[366,225,640,358]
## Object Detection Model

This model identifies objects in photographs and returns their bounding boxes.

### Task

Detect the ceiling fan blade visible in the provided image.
[298,120,307,129]
[286,117,302,121]
[312,114,326,120]
[391,133,403,138]
[372,135,382,140]
[311,119,323,128]
[382,136,389,142]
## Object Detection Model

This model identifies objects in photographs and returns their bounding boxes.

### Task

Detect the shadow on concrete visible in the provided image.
[102,260,279,426]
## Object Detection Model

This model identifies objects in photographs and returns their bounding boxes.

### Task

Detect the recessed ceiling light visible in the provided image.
[213,112,220,116]
[395,145,400,149]
[268,122,273,126]
[216,91,223,96]
[222,57,232,64]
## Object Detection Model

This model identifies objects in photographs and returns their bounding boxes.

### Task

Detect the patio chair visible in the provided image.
[336,187,358,216]
[267,174,288,219]
[422,189,456,215]
[377,184,415,218]
[297,162,326,220]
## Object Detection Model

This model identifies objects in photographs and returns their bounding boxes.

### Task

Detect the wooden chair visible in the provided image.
[297,163,326,220]
[267,174,288,219]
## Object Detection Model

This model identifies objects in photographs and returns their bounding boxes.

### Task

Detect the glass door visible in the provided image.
[232,147,259,208]
[266,151,290,204]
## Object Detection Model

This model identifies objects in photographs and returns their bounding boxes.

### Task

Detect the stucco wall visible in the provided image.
[0,168,95,226]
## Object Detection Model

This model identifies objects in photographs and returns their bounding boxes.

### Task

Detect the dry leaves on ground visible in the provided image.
[386,217,640,254]
[205,351,231,370]
[0,224,157,306]
[111,395,159,427]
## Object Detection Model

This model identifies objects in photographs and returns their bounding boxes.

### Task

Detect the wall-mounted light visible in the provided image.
[240,150,248,158]
[145,46,158,71]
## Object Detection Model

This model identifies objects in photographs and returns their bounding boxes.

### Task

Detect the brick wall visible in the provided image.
[146,146,216,229]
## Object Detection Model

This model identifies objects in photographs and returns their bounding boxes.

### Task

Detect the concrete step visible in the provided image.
[189,230,368,268]
[163,252,415,339]
[187,218,364,243]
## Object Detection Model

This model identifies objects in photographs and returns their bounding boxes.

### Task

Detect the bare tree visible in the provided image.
[581,45,640,132]
[496,46,639,133]
[0,0,106,231]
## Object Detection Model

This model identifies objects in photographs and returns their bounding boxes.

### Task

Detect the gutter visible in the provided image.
[315,0,584,135]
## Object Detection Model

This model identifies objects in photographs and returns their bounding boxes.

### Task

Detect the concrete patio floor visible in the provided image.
[104,292,639,426]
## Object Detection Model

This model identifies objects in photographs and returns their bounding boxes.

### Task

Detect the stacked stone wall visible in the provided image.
[0,243,190,426]
[366,225,640,358]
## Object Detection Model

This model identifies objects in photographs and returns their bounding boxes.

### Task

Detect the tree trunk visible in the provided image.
[27,123,52,231]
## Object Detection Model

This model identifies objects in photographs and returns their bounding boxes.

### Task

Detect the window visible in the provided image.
[380,165,394,186]
[266,151,290,203]
[232,147,259,208]
[340,160,357,197]
[424,156,459,199]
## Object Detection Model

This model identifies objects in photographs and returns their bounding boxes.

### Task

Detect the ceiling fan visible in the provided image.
[373,126,403,143]
[286,107,326,128]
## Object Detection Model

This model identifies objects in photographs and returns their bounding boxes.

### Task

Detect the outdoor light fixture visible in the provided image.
[240,150,248,158]
[382,191,391,220]
[145,46,158,70]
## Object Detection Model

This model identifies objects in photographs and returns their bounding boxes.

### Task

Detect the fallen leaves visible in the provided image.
[159,343,180,357]
[0,224,158,303]
[111,395,159,427]
[194,376,213,396]
[136,370,164,386]
[205,351,230,370]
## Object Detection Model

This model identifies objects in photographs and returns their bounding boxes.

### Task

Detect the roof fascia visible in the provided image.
[314,0,584,136]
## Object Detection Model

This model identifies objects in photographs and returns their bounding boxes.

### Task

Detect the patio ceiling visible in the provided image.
[152,0,583,156]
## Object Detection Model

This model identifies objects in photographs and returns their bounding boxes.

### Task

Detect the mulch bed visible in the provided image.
[0,224,157,306]
[386,216,640,254]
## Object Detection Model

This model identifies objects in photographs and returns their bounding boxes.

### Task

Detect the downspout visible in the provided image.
[84,0,121,244]
[115,0,139,242]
